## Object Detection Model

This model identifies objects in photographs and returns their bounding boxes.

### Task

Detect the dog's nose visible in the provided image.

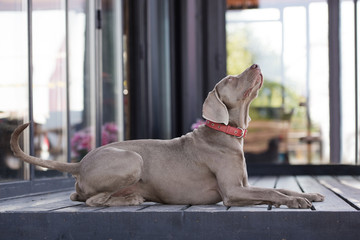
[251,64,259,69]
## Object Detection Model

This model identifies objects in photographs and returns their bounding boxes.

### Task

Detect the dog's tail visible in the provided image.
[10,123,80,175]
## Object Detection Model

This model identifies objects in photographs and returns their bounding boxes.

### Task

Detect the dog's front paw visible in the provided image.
[305,193,325,202]
[286,197,312,209]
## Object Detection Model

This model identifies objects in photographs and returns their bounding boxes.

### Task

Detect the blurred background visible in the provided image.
[0,0,359,182]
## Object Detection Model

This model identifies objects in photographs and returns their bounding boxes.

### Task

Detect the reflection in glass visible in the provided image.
[0,1,29,181]
[340,0,356,164]
[69,0,124,161]
[358,2,360,165]
[101,0,123,145]
[226,1,329,164]
[32,0,67,177]
[68,0,96,161]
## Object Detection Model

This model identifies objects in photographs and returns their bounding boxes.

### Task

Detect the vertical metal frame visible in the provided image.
[280,7,285,107]
[305,4,313,163]
[27,0,34,180]
[65,0,71,164]
[329,0,342,163]
[354,0,359,165]
[95,0,103,147]
[114,0,125,141]
[86,0,102,147]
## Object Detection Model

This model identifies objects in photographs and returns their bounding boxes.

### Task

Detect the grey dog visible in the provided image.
[11,64,324,208]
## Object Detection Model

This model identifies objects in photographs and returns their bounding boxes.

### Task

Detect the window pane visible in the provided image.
[0,1,29,182]
[101,0,123,144]
[68,0,96,161]
[340,0,356,164]
[226,0,329,165]
[70,0,125,160]
[32,0,67,178]
[308,2,329,163]
[358,2,360,165]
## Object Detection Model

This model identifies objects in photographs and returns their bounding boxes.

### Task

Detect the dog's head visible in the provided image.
[202,64,263,125]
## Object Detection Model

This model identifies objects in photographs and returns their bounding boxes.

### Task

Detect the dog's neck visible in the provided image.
[228,103,251,129]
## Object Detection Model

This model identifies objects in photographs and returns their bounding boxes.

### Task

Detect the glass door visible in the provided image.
[69,0,124,161]
[0,0,29,181]
[226,0,330,164]
[0,0,125,181]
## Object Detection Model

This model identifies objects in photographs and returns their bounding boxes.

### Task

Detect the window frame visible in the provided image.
[0,0,124,199]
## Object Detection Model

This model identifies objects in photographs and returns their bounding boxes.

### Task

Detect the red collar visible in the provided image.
[205,120,247,138]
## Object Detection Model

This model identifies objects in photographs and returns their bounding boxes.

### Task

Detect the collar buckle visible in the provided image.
[236,127,246,138]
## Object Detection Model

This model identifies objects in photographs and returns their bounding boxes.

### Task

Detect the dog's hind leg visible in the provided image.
[75,147,144,206]
[86,192,144,206]
[86,192,112,206]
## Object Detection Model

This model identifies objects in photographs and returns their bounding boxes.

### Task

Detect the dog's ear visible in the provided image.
[202,89,229,125]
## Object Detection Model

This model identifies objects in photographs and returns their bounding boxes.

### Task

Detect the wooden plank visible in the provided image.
[317,176,360,210]
[333,176,360,209]
[98,205,147,212]
[296,176,355,211]
[185,203,227,212]
[140,204,188,212]
[53,204,103,212]
[96,202,157,212]
[251,176,277,188]
[276,176,301,191]
[272,176,311,211]
[229,176,277,211]
[229,204,270,212]
[60,201,158,212]
[0,190,74,212]
[337,175,360,190]
[9,199,82,212]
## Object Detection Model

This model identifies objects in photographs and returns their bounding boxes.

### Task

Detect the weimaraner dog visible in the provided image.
[11,64,324,208]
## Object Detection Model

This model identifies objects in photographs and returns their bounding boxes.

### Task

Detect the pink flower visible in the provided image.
[102,130,110,145]
[71,127,94,157]
[71,122,119,158]
[191,119,206,130]
[102,122,118,145]
[103,122,118,133]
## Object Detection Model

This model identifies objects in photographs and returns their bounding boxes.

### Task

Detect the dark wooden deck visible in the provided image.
[1,176,360,240]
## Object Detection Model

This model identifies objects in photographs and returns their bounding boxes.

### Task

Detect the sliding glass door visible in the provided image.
[227,0,329,165]
[0,0,124,182]
[226,0,360,165]
[0,0,29,181]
